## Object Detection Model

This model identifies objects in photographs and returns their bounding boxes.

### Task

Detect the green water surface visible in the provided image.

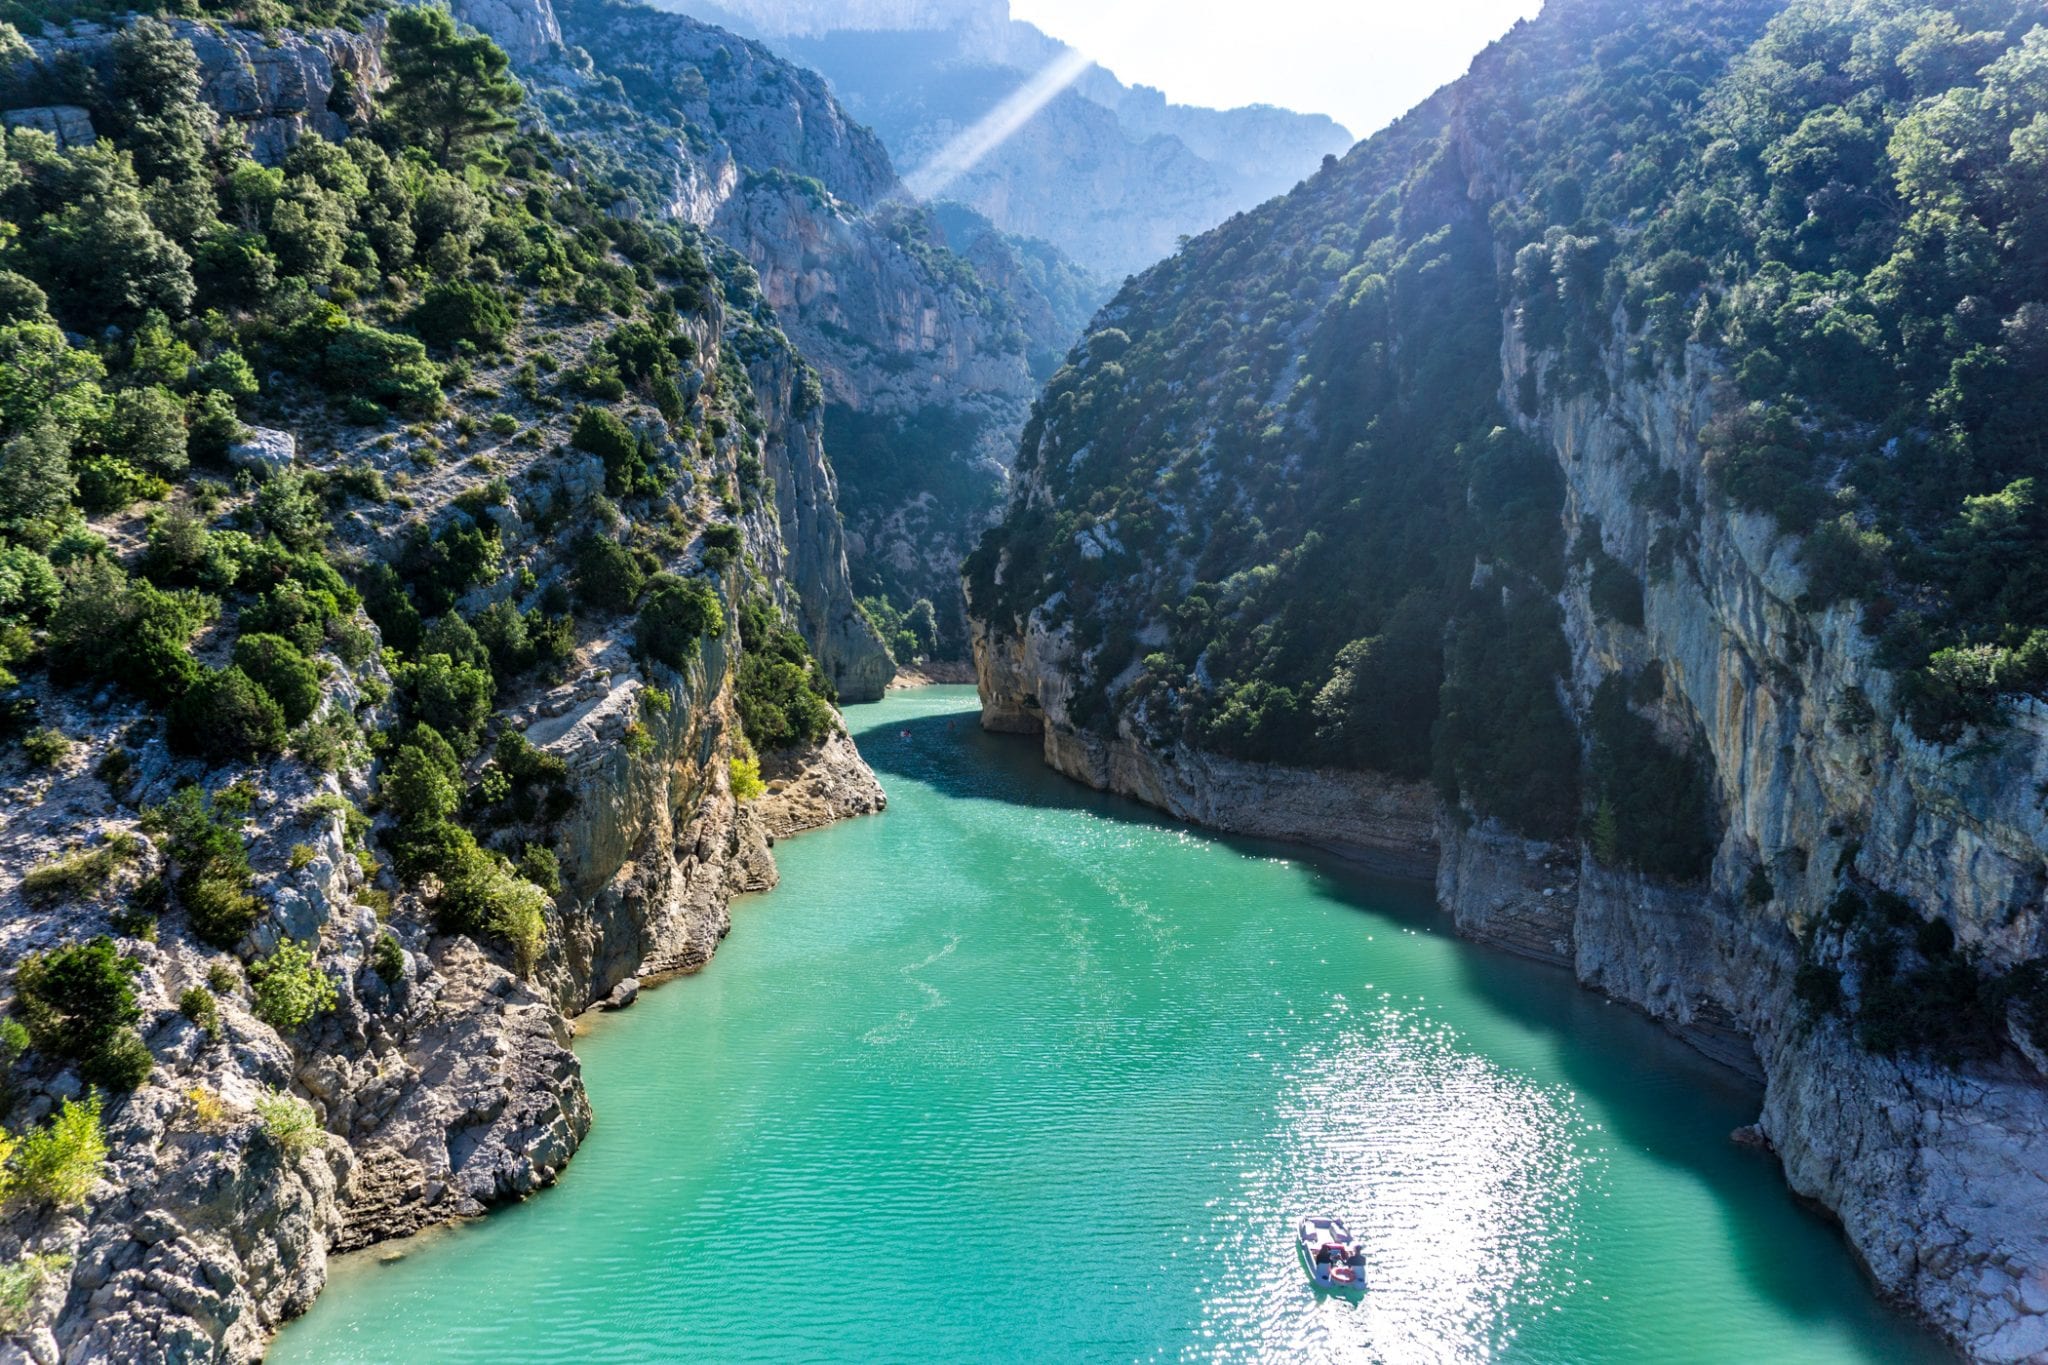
[275,686,1941,1363]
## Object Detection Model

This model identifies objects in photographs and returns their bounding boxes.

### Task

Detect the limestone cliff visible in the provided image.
[446,0,1048,656]
[0,16,889,1359]
[12,17,381,164]
[668,0,1354,281]
[964,0,2048,1357]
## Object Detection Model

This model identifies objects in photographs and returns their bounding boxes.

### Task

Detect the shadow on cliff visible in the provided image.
[853,696,1931,1340]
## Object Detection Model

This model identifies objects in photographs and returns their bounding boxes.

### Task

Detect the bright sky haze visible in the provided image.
[1009,0,1547,139]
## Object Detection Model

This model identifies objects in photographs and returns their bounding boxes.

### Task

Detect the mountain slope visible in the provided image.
[444,0,1057,660]
[0,6,890,1356]
[966,0,2048,1355]
[663,0,1354,282]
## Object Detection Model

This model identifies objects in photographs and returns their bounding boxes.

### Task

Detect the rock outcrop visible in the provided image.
[970,614,1436,874]
[672,0,1354,281]
[1470,322,2048,1358]
[963,1,2048,1357]
[447,0,1046,655]
[0,18,892,1358]
[751,728,887,839]
[13,18,379,164]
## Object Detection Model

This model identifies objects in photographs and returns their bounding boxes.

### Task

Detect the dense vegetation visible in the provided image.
[0,0,847,1124]
[972,0,2048,830]
[967,0,1775,847]
[970,0,2048,1064]
[1492,0,2048,744]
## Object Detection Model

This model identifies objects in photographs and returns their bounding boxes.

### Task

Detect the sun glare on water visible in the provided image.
[1198,1000,1590,1362]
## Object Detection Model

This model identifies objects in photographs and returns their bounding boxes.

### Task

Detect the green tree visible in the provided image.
[252,470,326,552]
[0,321,106,437]
[572,534,644,613]
[47,563,212,702]
[97,386,188,478]
[15,938,153,1091]
[248,940,336,1032]
[410,280,514,351]
[147,786,259,948]
[406,652,494,752]
[635,573,722,669]
[0,422,75,544]
[169,666,289,760]
[381,7,523,169]
[0,544,59,625]
[382,743,460,826]
[232,633,321,727]
[11,1096,107,1206]
[17,142,194,326]
[106,18,219,247]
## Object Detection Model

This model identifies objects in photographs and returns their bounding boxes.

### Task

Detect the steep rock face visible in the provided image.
[970,615,1436,873]
[751,728,887,839]
[1434,819,1578,971]
[672,0,1353,281]
[739,327,900,704]
[452,0,1043,649]
[1480,319,2048,1357]
[548,0,898,208]
[0,21,890,1358]
[16,18,380,163]
[965,0,2048,1356]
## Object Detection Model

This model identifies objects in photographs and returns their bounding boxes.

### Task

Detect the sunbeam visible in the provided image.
[902,44,1098,201]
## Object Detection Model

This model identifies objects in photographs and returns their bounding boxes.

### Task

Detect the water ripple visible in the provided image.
[274,689,1941,1365]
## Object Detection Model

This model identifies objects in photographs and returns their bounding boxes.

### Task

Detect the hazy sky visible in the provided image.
[1008,0,1546,139]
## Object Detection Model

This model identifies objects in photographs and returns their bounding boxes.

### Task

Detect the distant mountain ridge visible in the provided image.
[658,0,1353,281]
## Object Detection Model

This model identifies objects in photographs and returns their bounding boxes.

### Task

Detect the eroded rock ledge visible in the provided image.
[971,619,1437,877]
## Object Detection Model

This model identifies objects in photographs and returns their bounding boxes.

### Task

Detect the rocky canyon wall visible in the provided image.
[964,10,2048,1355]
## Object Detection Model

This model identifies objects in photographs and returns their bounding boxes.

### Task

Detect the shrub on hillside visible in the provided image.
[571,406,662,496]
[20,834,141,906]
[47,562,212,702]
[147,787,258,948]
[0,1252,70,1332]
[230,633,321,728]
[248,940,336,1033]
[732,597,837,752]
[177,985,220,1042]
[253,1088,323,1158]
[97,386,188,478]
[14,937,152,1090]
[635,573,722,670]
[572,534,643,614]
[7,1096,107,1207]
[169,666,288,760]
[410,280,515,351]
[403,653,494,754]
[281,301,442,414]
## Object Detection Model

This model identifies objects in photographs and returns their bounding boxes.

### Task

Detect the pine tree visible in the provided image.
[1590,795,1620,868]
[381,7,522,169]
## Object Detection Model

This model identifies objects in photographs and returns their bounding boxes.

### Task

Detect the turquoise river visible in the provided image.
[275,686,1944,1363]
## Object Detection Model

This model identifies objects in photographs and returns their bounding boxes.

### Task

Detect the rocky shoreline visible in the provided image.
[884,660,979,689]
[970,555,2048,1363]
[966,323,2048,1361]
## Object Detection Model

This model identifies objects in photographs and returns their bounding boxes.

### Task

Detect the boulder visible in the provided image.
[229,427,296,475]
